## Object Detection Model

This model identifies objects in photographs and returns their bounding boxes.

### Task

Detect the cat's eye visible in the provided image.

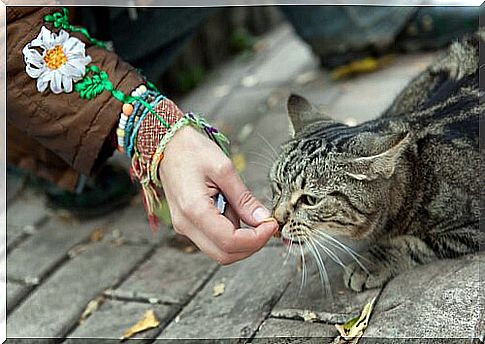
[300,194,319,206]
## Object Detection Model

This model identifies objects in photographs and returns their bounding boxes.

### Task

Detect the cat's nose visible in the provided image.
[274,204,289,225]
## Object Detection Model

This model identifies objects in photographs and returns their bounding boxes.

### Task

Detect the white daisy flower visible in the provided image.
[22,26,92,94]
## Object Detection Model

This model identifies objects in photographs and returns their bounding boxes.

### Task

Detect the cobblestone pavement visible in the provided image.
[6,24,483,342]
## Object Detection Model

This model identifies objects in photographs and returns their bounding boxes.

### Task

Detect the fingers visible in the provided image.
[211,159,272,227]
[171,211,269,265]
[172,194,277,259]
[223,204,240,228]
[199,213,278,254]
[181,224,250,265]
[196,197,277,254]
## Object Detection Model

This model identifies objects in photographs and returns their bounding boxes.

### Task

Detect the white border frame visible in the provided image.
[1,1,482,343]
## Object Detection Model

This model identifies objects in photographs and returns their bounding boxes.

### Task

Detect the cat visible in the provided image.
[269,29,483,292]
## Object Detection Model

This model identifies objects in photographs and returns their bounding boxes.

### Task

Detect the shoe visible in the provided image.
[45,164,138,218]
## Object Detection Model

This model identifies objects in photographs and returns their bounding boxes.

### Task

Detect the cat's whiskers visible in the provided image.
[314,231,365,260]
[297,236,307,293]
[311,237,346,269]
[248,150,275,166]
[256,132,279,160]
[283,235,295,266]
[306,236,332,295]
[247,161,272,170]
[313,231,369,273]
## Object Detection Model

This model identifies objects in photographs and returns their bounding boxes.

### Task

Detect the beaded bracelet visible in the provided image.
[116,85,150,153]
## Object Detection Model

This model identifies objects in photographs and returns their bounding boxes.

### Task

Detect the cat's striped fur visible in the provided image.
[270,30,482,292]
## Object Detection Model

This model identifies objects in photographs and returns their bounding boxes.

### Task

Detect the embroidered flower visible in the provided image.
[22,26,92,94]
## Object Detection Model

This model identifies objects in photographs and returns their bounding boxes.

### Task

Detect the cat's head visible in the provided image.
[270,94,411,245]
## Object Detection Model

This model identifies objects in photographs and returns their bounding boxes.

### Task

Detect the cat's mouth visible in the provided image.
[282,237,305,247]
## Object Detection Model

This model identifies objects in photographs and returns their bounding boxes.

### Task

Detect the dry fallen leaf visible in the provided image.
[121,310,160,340]
[335,296,376,344]
[330,55,394,80]
[212,282,226,297]
[90,228,104,242]
[301,310,318,322]
[79,296,104,324]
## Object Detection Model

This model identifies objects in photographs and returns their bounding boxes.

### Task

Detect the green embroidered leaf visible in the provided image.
[75,75,106,100]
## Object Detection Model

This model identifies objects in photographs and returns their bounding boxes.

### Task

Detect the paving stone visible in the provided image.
[156,247,296,340]
[66,300,177,341]
[6,191,47,230]
[288,83,342,112]
[363,253,483,340]
[6,242,152,338]
[248,30,317,86]
[329,77,411,124]
[214,86,276,137]
[177,25,293,120]
[107,201,170,245]
[250,24,294,68]
[109,246,217,304]
[7,216,109,283]
[177,59,253,119]
[328,54,436,125]
[255,318,337,343]
[6,281,31,314]
[272,260,380,324]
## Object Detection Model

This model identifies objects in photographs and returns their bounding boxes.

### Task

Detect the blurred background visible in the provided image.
[79,6,478,95]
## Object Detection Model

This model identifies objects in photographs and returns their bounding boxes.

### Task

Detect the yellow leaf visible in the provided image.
[335,296,376,344]
[232,153,247,173]
[212,282,225,297]
[121,310,160,340]
[90,228,104,242]
[79,297,104,324]
[331,55,394,80]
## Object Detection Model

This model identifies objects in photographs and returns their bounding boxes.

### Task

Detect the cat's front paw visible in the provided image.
[343,262,392,292]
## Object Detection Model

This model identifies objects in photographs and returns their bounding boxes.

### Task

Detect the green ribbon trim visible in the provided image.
[44,8,107,49]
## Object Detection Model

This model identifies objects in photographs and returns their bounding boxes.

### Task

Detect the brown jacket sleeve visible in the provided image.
[7,7,145,176]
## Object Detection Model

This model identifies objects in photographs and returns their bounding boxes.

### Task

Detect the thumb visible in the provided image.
[213,162,274,228]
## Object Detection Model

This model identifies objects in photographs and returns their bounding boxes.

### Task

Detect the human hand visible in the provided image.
[158,126,278,264]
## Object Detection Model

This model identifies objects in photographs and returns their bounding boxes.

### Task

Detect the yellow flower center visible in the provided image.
[43,45,67,70]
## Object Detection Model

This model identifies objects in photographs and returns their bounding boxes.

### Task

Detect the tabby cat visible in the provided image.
[270,30,482,292]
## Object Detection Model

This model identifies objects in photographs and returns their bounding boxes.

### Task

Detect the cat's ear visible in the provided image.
[287,94,332,136]
[346,133,412,181]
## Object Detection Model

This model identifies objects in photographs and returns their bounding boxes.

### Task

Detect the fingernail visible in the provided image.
[252,207,271,223]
